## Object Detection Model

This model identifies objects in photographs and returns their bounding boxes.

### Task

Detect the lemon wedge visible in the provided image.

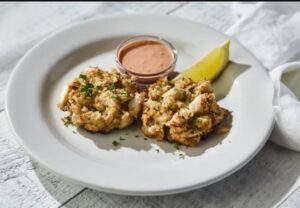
[174,39,231,82]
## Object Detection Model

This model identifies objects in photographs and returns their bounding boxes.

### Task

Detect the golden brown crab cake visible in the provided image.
[142,77,230,146]
[58,67,144,133]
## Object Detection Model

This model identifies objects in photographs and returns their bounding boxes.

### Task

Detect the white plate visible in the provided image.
[6,15,274,196]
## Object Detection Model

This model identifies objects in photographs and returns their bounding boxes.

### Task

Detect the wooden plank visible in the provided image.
[278,187,300,208]
[62,142,300,208]
[0,2,185,111]
[0,111,84,208]
[170,2,238,32]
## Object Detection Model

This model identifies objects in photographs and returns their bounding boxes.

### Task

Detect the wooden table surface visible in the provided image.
[1,2,300,208]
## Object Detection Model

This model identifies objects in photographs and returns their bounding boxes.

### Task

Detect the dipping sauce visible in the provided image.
[116,36,177,88]
[119,40,174,75]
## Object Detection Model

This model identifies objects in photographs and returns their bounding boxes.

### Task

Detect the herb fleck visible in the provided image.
[119,137,126,141]
[72,130,77,134]
[179,153,185,160]
[79,74,87,80]
[80,83,94,97]
[144,138,148,140]
[111,95,117,100]
[135,135,140,138]
[119,89,128,97]
[156,149,160,153]
[108,83,116,91]
[62,116,72,127]
[112,140,120,147]
[173,143,180,150]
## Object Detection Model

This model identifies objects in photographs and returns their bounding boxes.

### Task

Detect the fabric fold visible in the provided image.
[227,2,300,151]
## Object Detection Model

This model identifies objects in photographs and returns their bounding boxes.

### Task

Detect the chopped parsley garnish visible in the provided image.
[179,153,185,160]
[173,143,180,150]
[112,140,120,147]
[119,137,126,141]
[62,116,72,127]
[79,74,87,80]
[155,86,161,91]
[108,83,116,91]
[119,89,128,97]
[135,135,140,138]
[111,95,117,100]
[80,83,94,97]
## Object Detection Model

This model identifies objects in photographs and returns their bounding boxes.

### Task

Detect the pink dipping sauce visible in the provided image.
[116,36,177,88]
[119,40,174,75]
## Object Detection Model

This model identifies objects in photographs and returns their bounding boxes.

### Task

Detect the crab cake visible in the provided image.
[142,77,230,146]
[58,67,144,133]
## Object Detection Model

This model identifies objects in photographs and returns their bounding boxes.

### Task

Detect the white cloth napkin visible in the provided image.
[226,2,300,151]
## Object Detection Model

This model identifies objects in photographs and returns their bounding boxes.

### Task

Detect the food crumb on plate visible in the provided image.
[173,143,180,150]
[62,116,72,127]
[119,137,126,141]
[112,140,120,147]
[178,153,185,160]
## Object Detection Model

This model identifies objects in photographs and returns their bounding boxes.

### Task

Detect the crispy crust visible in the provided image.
[142,77,230,146]
[58,67,144,133]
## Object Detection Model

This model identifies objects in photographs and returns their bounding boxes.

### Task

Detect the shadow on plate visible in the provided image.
[77,115,231,157]
[212,61,250,100]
